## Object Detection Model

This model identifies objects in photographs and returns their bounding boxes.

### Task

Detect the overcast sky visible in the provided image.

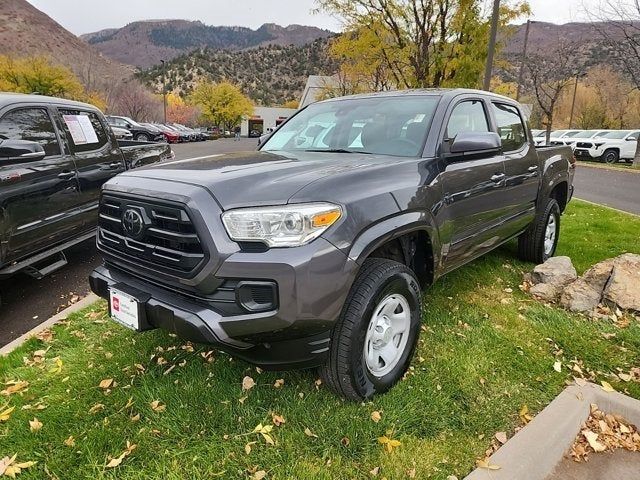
[27,0,598,36]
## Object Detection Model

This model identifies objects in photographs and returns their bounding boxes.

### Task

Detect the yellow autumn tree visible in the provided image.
[190,81,253,129]
[0,55,105,108]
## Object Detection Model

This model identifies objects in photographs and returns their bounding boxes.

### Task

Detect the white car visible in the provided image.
[547,129,583,146]
[531,129,546,146]
[559,129,611,150]
[573,130,640,163]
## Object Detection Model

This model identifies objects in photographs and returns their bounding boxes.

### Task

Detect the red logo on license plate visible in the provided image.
[112,297,120,312]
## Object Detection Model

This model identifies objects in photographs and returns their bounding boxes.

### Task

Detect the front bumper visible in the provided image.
[90,237,358,369]
[573,148,600,159]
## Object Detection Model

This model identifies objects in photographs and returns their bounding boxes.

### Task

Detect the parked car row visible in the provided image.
[532,128,639,163]
[105,116,210,144]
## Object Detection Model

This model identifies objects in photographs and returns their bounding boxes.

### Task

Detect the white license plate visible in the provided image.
[109,288,139,330]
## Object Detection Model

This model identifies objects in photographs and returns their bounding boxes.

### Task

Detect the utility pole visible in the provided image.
[483,0,501,91]
[515,19,531,101]
[569,74,579,129]
[161,59,167,124]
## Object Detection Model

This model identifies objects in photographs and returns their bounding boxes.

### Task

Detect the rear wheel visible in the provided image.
[518,198,560,264]
[320,258,421,400]
[601,149,619,164]
[135,133,149,142]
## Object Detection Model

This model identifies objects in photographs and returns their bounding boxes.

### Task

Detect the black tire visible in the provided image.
[601,149,619,164]
[319,258,421,400]
[135,133,149,142]
[517,198,560,264]
[625,159,633,164]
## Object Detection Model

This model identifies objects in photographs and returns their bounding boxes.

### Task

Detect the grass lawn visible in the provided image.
[577,160,640,173]
[1,199,639,480]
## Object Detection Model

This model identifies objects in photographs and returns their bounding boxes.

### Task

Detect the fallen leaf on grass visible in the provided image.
[273,378,284,388]
[618,373,632,382]
[271,413,285,426]
[244,441,257,454]
[519,405,533,424]
[1,381,29,396]
[495,431,507,444]
[49,357,63,374]
[89,403,105,414]
[150,400,166,413]
[377,435,401,453]
[251,470,267,480]
[29,418,42,432]
[253,424,275,445]
[369,466,380,476]
[242,376,256,392]
[600,381,616,393]
[106,441,137,468]
[0,455,36,477]
[476,458,500,470]
[304,427,318,438]
[371,411,382,423]
[64,436,75,447]
[553,361,562,373]
[99,379,114,390]
[0,406,15,422]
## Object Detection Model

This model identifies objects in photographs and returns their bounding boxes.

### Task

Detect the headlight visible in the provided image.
[221,203,342,247]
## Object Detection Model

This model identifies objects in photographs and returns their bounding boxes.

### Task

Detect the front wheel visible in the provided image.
[319,259,422,400]
[601,149,619,164]
[517,198,560,264]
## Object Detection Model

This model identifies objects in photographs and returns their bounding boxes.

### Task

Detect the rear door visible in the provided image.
[0,106,82,263]
[622,131,640,159]
[490,102,539,236]
[56,108,125,227]
[438,97,507,269]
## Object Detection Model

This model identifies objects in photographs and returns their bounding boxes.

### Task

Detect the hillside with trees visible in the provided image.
[136,39,337,106]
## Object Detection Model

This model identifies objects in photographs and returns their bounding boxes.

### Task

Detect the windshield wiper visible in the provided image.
[304,148,372,154]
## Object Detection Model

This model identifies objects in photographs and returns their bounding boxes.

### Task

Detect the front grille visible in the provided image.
[98,194,206,277]
[576,142,593,148]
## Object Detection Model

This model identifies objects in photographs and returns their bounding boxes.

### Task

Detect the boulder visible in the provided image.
[559,259,613,313]
[530,282,563,302]
[529,256,577,287]
[603,253,640,313]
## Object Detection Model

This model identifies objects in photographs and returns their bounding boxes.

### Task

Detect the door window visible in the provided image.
[446,100,489,139]
[59,109,109,153]
[0,108,61,156]
[492,103,527,151]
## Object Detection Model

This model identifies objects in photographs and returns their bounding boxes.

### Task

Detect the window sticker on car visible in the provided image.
[63,114,99,145]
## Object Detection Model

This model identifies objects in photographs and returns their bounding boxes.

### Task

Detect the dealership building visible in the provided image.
[240,76,337,137]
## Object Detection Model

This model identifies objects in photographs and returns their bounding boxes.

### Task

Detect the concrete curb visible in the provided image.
[464,382,640,480]
[0,293,100,356]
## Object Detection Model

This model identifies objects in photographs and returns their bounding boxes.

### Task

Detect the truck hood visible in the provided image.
[118,150,397,210]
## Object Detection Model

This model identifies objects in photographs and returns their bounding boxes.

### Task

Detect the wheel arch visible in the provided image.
[348,212,439,288]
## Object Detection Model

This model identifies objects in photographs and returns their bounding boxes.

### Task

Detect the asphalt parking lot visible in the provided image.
[0,139,637,347]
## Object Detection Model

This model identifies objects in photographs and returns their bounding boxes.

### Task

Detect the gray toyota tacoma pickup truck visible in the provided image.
[90,89,575,400]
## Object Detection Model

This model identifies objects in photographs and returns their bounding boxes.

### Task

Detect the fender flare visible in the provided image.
[348,211,440,266]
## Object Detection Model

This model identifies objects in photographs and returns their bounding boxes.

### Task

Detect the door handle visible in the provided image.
[490,173,505,183]
[57,171,76,180]
[527,165,538,172]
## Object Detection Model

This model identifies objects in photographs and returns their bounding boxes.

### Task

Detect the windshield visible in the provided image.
[600,130,631,139]
[549,131,565,138]
[261,95,440,157]
[568,130,591,137]
[563,130,582,138]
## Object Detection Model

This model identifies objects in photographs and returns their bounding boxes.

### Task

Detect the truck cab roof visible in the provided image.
[0,92,98,111]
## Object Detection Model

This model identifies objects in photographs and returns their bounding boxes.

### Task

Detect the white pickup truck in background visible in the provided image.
[573,129,640,163]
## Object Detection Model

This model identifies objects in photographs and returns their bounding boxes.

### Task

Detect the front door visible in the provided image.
[0,106,82,263]
[438,98,507,270]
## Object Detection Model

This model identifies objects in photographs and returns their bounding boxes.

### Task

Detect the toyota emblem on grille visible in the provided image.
[122,208,145,238]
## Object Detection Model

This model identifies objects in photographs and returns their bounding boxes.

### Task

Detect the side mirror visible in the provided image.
[449,132,502,157]
[0,139,46,161]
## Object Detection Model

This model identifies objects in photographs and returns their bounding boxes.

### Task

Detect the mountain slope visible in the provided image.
[82,20,334,68]
[0,0,134,90]
[136,39,337,106]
